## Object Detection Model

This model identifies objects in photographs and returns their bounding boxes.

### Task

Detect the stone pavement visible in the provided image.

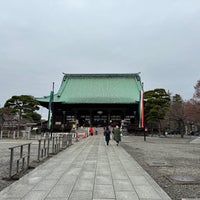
[0,134,171,200]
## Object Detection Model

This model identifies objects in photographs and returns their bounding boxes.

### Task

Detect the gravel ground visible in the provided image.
[121,134,200,200]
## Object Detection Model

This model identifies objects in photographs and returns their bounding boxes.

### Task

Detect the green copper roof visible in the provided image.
[36,73,143,104]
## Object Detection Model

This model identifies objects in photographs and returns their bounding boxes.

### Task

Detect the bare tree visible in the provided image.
[193,80,200,100]
[165,94,185,138]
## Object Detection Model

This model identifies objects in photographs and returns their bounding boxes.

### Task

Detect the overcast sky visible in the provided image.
[0,0,200,118]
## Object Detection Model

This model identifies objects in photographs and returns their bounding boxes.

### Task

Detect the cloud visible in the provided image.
[0,0,200,115]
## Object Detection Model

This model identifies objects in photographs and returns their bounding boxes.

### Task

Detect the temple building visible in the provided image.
[36,73,144,132]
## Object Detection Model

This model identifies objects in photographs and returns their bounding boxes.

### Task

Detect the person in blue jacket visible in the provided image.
[104,126,111,145]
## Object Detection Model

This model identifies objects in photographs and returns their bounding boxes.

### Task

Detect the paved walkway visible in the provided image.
[190,136,200,144]
[0,134,171,200]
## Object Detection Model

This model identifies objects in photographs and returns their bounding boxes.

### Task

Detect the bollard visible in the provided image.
[58,137,60,152]
[37,140,41,161]
[47,138,50,156]
[52,137,55,153]
[9,148,14,179]
[27,143,31,168]
[43,139,46,157]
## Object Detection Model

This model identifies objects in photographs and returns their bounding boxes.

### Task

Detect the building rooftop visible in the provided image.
[36,73,143,105]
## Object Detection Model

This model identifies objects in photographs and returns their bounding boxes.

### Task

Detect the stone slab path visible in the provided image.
[0,135,171,200]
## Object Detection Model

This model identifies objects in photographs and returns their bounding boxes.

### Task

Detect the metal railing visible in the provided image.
[5,133,73,179]
[37,134,73,162]
[8,143,31,179]
[37,138,50,162]
[62,134,72,149]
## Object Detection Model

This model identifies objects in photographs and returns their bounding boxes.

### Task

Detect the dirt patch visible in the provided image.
[121,135,200,200]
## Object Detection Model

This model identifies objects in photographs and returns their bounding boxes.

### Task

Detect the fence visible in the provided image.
[0,130,47,140]
[5,133,73,179]
[37,138,50,162]
[8,143,31,180]
[37,133,73,162]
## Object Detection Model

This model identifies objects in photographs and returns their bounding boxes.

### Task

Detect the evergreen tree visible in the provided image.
[144,88,170,134]
[4,95,41,122]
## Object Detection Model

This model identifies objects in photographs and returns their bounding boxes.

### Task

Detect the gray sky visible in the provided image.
[0,0,200,119]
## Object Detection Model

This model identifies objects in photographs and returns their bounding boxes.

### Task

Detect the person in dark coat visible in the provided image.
[104,126,111,145]
[113,125,121,146]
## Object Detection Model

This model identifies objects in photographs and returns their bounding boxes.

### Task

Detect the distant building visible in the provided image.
[36,73,144,132]
[0,113,38,139]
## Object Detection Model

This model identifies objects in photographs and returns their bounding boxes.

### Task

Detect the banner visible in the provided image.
[139,90,144,128]
[47,90,54,130]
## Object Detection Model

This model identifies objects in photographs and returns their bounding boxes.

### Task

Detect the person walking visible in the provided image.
[89,127,94,136]
[95,127,98,135]
[113,125,121,146]
[104,126,111,145]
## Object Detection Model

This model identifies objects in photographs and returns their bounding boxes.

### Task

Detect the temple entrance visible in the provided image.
[92,110,108,127]
[52,104,139,131]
